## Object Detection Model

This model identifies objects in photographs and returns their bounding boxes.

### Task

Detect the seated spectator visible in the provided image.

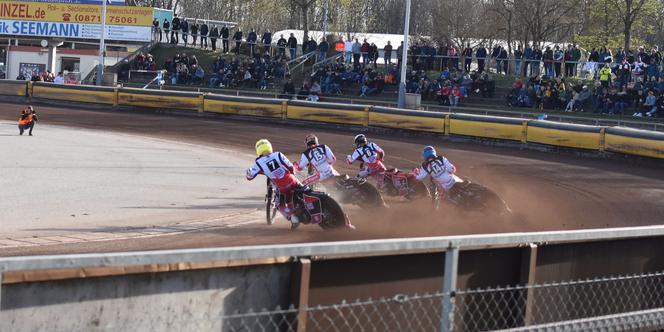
[192,65,205,85]
[634,90,657,116]
[449,84,462,106]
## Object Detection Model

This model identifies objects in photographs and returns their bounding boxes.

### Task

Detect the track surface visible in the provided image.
[1,102,663,256]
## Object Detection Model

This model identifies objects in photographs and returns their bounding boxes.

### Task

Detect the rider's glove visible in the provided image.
[411,167,420,176]
[293,161,302,171]
[346,155,353,164]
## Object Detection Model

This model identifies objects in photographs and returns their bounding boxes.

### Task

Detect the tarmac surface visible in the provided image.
[1,102,663,256]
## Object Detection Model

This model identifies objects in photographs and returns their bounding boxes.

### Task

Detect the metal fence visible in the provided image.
[219,271,664,332]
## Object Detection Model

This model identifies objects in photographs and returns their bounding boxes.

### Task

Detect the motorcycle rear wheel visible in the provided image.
[317,194,349,230]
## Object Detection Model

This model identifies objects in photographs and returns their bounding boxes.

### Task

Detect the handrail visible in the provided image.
[2,224,664,273]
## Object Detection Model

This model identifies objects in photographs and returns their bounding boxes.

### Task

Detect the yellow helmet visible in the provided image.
[255,139,273,156]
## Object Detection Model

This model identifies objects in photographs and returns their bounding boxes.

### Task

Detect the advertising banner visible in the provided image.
[14,0,126,5]
[0,19,151,41]
[0,1,152,26]
[19,62,45,78]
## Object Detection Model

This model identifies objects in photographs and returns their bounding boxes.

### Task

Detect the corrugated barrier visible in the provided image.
[204,94,285,118]
[0,80,27,97]
[2,81,663,160]
[32,82,117,105]
[118,88,201,111]
[370,106,445,133]
[449,113,526,142]
[605,127,664,159]
[287,100,370,126]
[527,120,603,150]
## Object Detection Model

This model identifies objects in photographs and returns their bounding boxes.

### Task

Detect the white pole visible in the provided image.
[397,0,411,109]
[323,0,329,38]
[96,0,107,86]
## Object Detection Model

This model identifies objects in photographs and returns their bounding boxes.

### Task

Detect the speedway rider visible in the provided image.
[294,133,339,186]
[413,146,458,200]
[346,134,386,186]
[246,139,302,229]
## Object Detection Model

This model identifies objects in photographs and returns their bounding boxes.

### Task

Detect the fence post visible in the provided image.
[519,243,538,326]
[198,93,204,113]
[599,127,606,152]
[0,272,3,311]
[441,245,459,332]
[444,114,451,136]
[113,86,119,108]
[294,258,311,332]
[281,100,288,120]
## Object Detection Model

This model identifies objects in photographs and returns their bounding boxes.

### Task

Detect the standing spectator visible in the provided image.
[318,38,329,62]
[200,21,209,49]
[277,34,287,57]
[352,39,361,68]
[498,46,508,74]
[462,43,473,73]
[288,33,298,59]
[248,29,258,56]
[514,45,523,76]
[553,45,563,77]
[210,25,219,51]
[476,44,487,73]
[233,29,243,55]
[397,41,403,68]
[221,24,230,53]
[162,19,170,43]
[599,65,612,88]
[181,19,189,47]
[262,30,272,53]
[306,38,318,55]
[344,38,353,64]
[54,72,65,83]
[361,39,370,66]
[532,46,543,76]
[491,44,501,72]
[171,14,181,44]
[190,22,198,47]
[523,44,533,76]
[564,44,573,77]
[152,18,160,42]
[384,41,393,65]
[369,43,379,68]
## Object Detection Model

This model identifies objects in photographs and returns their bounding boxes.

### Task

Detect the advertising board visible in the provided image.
[14,0,126,5]
[0,1,152,41]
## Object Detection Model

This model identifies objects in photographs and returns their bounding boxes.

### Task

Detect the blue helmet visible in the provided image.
[422,146,437,160]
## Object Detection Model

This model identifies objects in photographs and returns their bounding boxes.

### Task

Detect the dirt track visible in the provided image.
[1,102,663,255]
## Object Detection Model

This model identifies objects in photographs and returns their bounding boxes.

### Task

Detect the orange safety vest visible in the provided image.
[18,114,32,126]
[335,41,344,52]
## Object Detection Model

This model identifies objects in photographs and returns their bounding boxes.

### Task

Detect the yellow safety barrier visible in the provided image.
[527,120,603,150]
[449,114,526,141]
[604,127,664,159]
[0,80,27,97]
[370,106,445,133]
[287,100,369,126]
[2,82,662,159]
[204,94,283,118]
[32,82,116,105]
[118,88,200,111]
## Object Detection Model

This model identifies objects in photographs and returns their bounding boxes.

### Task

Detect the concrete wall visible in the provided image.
[1,264,292,332]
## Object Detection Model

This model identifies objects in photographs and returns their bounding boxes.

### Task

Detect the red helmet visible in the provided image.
[304,133,318,147]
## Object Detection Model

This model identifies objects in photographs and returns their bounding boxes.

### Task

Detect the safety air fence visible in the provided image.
[3,80,663,159]
[4,226,664,331]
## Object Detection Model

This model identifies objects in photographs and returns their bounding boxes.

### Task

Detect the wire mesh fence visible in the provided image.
[220,271,664,331]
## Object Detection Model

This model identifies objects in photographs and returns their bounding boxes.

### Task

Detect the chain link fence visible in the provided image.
[220,271,664,331]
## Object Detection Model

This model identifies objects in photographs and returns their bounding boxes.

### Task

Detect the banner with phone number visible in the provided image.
[0,1,152,26]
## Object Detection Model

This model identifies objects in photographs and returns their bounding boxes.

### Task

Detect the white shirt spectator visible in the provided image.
[54,74,65,84]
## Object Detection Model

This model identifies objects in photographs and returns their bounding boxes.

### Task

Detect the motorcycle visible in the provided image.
[303,172,386,209]
[432,175,511,215]
[381,168,431,200]
[265,179,352,230]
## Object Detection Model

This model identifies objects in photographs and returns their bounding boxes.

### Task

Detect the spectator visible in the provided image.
[288,33,298,59]
[634,90,657,116]
[553,45,563,77]
[171,14,181,44]
[210,25,219,51]
[248,28,258,56]
[192,65,205,85]
[476,44,487,73]
[344,38,353,64]
[397,41,403,68]
[200,22,209,49]
[514,45,523,76]
[369,43,379,68]
[190,22,198,47]
[221,25,230,53]
[162,19,170,43]
[281,77,296,99]
[361,39,370,66]
[277,34,287,57]
[318,38,329,63]
[152,18,160,42]
[262,29,272,53]
[384,41,393,65]
[352,39,361,68]
[462,43,472,73]
[54,72,64,84]
[181,19,189,47]
[570,44,581,76]
[233,29,243,55]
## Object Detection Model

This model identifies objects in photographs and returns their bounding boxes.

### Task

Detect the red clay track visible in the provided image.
[1,102,663,255]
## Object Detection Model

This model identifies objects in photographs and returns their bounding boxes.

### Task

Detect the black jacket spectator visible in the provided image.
[262,31,272,47]
[233,30,243,54]
[210,26,219,51]
[221,26,230,53]
[200,23,209,48]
